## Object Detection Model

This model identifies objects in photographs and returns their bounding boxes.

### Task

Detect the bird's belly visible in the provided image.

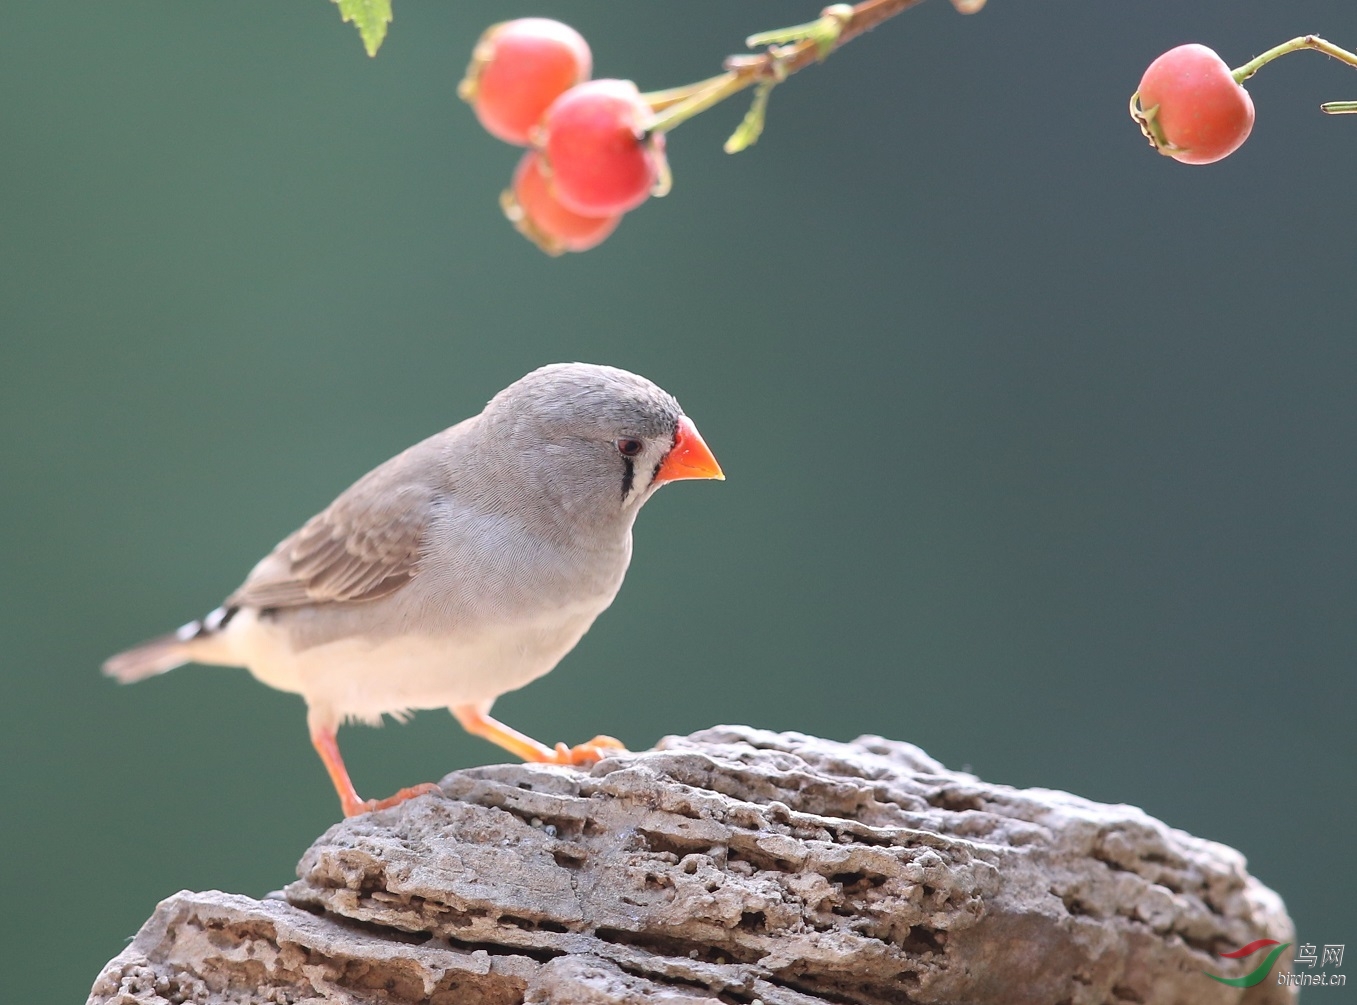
[244,605,603,724]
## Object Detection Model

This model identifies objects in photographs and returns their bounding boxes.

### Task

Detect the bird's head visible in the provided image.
[482,362,723,524]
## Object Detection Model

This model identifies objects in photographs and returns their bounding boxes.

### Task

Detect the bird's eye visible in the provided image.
[616,437,644,457]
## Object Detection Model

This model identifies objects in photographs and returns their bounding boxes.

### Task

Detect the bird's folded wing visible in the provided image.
[229,481,432,609]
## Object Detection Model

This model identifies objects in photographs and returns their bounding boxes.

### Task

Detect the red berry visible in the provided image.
[501,151,621,255]
[460,18,592,146]
[540,79,669,216]
[1135,44,1255,165]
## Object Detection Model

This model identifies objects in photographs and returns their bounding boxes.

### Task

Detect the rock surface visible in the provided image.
[89,726,1295,1004]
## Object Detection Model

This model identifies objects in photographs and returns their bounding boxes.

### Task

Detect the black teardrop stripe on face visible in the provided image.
[621,456,634,499]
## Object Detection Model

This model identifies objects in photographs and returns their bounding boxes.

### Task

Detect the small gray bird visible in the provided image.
[104,363,723,817]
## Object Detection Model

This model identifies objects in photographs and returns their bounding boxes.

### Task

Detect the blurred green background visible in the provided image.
[2,2,1354,998]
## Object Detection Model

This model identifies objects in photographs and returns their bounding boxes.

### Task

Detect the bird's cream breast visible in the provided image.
[238,596,610,724]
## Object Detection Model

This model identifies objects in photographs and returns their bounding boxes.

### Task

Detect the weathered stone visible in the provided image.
[89,727,1295,1004]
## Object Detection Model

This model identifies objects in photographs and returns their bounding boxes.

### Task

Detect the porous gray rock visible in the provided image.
[88,726,1295,1005]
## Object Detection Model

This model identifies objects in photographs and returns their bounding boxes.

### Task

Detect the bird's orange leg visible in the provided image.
[309,724,438,818]
[451,705,626,766]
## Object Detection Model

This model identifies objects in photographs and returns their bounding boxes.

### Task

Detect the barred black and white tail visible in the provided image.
[102,607,236,683]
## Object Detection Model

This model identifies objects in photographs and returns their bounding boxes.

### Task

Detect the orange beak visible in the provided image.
[654,415,724,485]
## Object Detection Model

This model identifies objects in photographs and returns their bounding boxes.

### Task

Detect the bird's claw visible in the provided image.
[551,735,627,766]
[349,781,440,817]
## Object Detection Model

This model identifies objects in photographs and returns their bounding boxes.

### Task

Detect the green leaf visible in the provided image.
[745,4,851,62]
[724,82,775,154]
[332,0,392,57]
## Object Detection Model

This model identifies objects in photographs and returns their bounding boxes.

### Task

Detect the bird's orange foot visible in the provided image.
[548,735,627,767]
[450,707,628,768]
[344,781,440,818]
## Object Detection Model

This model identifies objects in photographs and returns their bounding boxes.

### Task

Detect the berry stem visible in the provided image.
[1231,35,1357,83]
[646,73,750,135]
[641,73,736,113]
[643,0,938,137]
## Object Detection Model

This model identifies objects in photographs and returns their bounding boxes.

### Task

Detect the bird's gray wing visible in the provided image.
[228,462,437,610]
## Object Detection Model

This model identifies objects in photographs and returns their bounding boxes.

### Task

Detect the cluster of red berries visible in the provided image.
[459,18,670,255]
[1133,44,1255,165]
